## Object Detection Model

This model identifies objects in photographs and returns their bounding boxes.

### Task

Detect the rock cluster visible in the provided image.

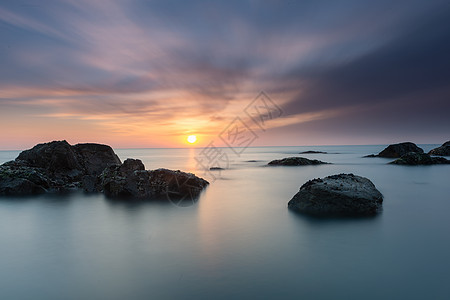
[268,157,328,166]
[0,141,209,199]
[288,174,383,216]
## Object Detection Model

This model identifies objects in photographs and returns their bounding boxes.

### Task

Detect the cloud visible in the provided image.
[0,0,449,148]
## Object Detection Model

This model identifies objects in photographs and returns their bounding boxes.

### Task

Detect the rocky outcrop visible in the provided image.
[268,157,328,166]
[0,141,209,199]
[389,152,450,165]
[288,174,383,216]
[376,142,424,158]
[428,141,450,156]
[100,159,209,199]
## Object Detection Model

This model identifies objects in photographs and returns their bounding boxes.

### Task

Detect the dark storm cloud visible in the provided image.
[282,5,450,115]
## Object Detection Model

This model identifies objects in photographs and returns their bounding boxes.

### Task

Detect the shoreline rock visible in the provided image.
[428,141,450,156]
[268,157,329,166]
[288,174,383,216]
[0,141,209,199]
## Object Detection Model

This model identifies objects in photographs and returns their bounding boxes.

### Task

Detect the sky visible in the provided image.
[1,0,449,150]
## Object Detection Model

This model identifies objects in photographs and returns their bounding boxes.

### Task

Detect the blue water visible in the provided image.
[0,145,449,300]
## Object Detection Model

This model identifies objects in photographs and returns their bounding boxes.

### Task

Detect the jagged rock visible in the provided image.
[389,152,450,165]
[288,174,383,216]
[428,141,450,156]
[373,142,424,158]
[268,157,328,166]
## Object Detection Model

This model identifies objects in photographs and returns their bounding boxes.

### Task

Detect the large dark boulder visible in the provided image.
[288,174,383,216]
[389,152,450,165]
[377,142,423,158]
[73,143,121,176]
[268,157,328,166]
[100,159,209,199]
[16,140,82,174]
[428,141,450,156]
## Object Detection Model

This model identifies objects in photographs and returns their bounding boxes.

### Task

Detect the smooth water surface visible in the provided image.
[0,145,449,299]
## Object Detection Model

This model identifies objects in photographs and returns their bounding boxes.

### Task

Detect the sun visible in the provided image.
[187,135,197,144]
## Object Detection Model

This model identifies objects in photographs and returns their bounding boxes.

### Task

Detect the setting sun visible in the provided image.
[187,135,197,144]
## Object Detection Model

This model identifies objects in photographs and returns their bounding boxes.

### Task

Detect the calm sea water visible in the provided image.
[0,145,449,300]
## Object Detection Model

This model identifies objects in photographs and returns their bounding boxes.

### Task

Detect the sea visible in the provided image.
[0,145,449,300]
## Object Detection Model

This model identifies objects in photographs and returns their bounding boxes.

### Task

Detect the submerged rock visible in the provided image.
[288,174,383,216]
[268,157,328,166]
[428,141,450,156]
[0,141,209,199]
[389,152,450,165]
[374,142,424,158]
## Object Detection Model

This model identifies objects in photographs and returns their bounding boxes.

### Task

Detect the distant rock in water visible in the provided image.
[366,142,424,158]
[0,141,209,199]
[389,152,450,165]
[268,157,328,166]
[288,174,383,216]
[299,151,327,154]
[209,167,225,170]
[428,141,450,156]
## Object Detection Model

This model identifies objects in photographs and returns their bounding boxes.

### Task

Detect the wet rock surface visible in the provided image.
[288,174,383,216]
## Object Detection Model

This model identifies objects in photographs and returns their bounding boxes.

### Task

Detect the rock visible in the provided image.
[428,141,450,156]
[268,157,328,166]
[210,167,225,170]
[299,151,327,154]
[288,174,383,216]
[389,152,450,165]
[0,161,51,195]
[16,140,83,174]
[1,141,209,199]
[0,177,46,196]
[100,160,209,199]
[363,154,378,158]
[73,143,121,176]
[377,142,423,158]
